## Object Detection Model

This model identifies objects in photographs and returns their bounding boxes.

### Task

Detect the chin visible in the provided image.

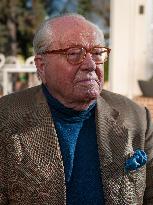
[78,90,100,102]
[87,88,101,99]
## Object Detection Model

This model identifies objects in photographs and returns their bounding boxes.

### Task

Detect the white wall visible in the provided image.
[109,0,152,98]
[146,0,153,78]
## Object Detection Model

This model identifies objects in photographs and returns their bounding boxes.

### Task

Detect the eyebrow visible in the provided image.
[65,43,104,48]
[65,43,83,47]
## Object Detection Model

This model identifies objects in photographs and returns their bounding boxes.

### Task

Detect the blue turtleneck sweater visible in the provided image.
[42,84,105,205]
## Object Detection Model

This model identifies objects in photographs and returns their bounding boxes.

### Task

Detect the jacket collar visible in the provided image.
[33,86,130,173]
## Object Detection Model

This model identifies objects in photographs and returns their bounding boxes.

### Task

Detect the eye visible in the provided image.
[68,52,79,56]
[67,48,82,56]
[92,48,106,56]
[93,51,103,56]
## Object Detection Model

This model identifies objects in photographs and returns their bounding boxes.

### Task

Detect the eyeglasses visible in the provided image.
[43,46,111,65]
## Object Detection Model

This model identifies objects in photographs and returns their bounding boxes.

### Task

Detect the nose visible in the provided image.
[80,53,96,71]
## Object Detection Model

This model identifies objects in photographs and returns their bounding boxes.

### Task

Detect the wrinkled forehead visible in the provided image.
[51,17,104,49]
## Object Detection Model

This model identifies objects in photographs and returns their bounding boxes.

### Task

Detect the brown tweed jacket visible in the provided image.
[0,85,153,205]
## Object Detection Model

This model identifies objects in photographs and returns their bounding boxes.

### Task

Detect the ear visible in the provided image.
[34,55,46,84]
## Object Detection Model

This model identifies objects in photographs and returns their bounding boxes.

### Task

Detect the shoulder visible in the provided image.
[97,91,153,144]
[101,89,144,112]
[99,90,148,128]
[0,85,42,104]
[0,85,43,125]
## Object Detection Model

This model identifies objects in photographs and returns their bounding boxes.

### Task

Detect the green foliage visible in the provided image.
[77,0,92,16]
[104,60,109,82]
[0,0,46,58]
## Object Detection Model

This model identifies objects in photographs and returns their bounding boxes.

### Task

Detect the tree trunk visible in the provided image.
[7,0,17,56]
[7,18,17,56]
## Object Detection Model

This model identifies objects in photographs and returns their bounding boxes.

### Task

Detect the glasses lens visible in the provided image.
[92,47,109,63]
[67,48,85,64]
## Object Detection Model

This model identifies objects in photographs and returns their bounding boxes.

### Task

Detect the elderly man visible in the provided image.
[0,14,153,205]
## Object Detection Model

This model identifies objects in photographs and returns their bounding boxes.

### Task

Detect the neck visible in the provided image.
[42,84,97,111]
[42,84,96,111]
[51,93,96,111]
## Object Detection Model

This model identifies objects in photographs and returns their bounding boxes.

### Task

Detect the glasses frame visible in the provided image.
[42,46,111,65]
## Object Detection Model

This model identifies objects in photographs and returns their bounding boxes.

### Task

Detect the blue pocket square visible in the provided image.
[125,149,147,172]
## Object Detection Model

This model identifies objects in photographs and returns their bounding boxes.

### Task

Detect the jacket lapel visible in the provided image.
[20,86,64,176]
[96,95,131,204]
[14,86,66,204]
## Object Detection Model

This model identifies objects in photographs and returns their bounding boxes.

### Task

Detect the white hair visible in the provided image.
[33,19,52,54]
[33,13,104,54]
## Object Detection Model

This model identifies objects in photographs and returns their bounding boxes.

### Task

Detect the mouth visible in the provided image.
[77,78,97,83]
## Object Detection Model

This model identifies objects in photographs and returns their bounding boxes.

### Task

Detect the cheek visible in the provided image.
[96,66,104,82]
[59,65,77,82]
[44,58,78,90]
[58,71,72,85]
[53,69,75,91]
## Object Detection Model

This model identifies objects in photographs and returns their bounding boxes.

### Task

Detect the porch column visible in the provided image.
[109,0,151,98]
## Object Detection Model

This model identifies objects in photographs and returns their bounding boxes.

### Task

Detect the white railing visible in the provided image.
[0,54,40,96]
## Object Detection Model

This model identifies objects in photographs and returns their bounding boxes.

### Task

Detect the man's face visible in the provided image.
[36,17,105,110]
